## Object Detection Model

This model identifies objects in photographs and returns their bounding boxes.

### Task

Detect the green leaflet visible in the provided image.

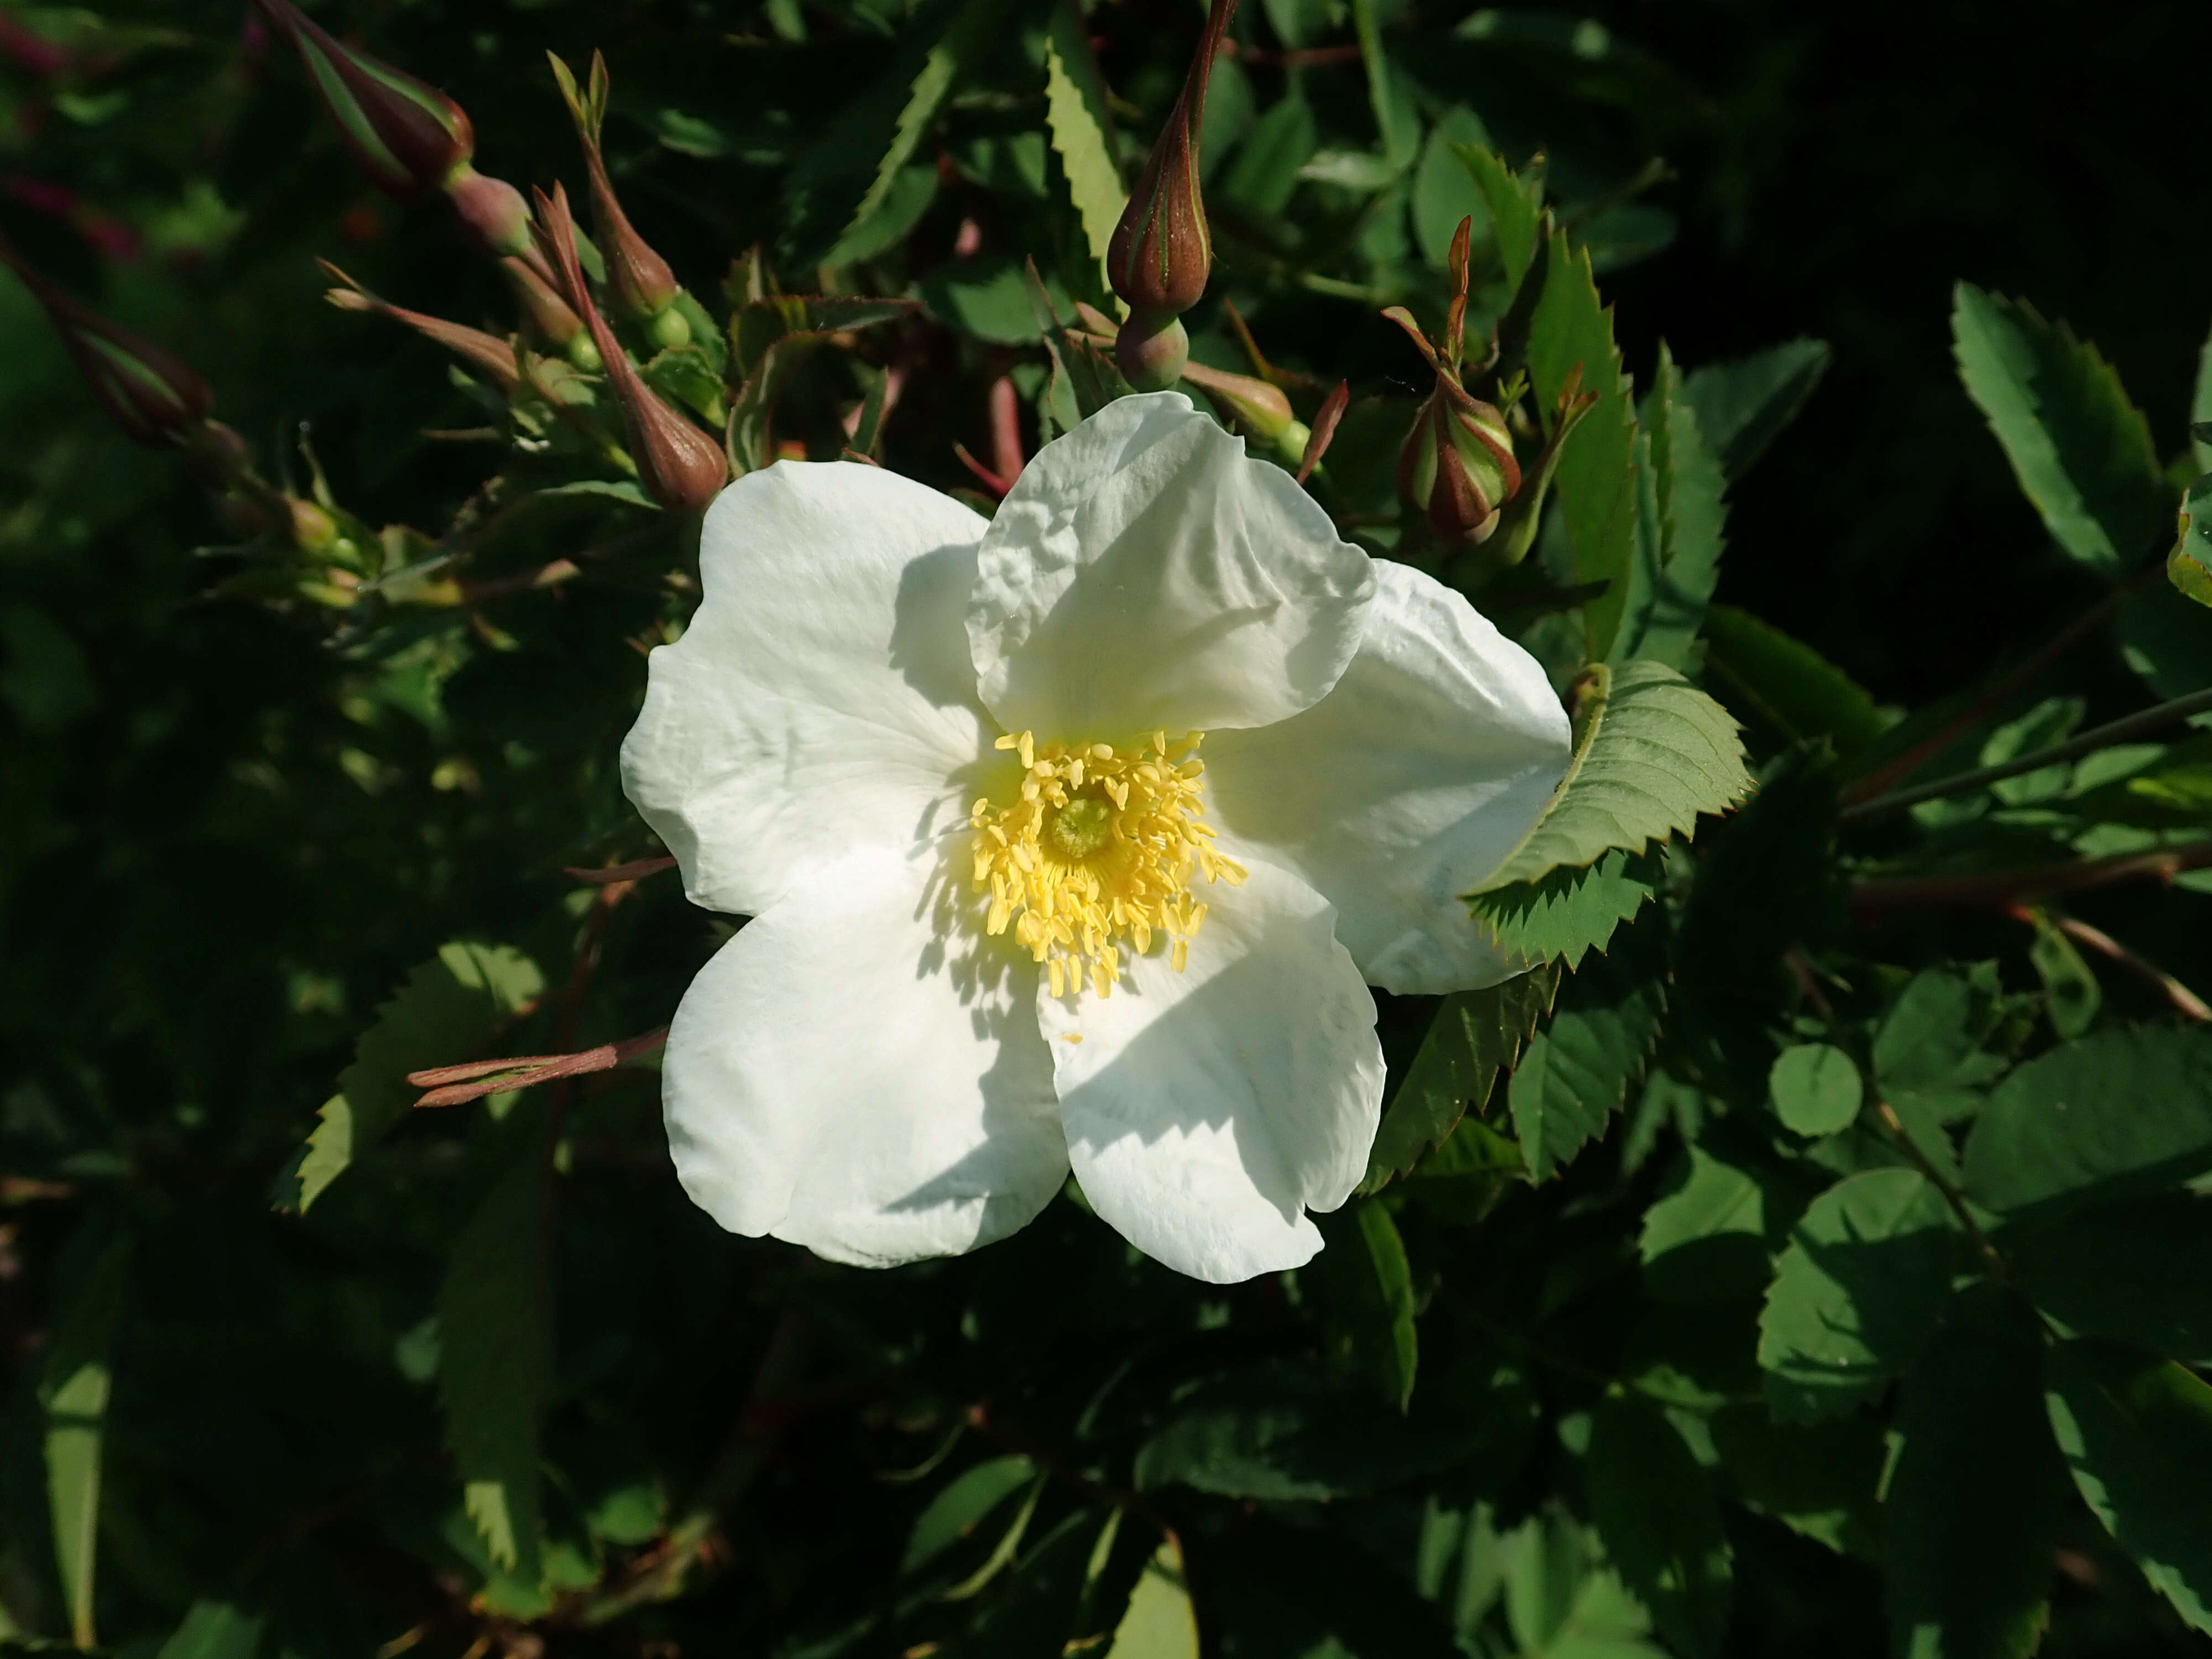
[1106,1542,1198,1659]
[1452,142,1542,290]
[1872,962,2025,1125]
[1951,282,2171,575]
[1133,1360,1504,1502]
[1613,343,1728,670]
[1509,951,1663,1182]
[1586,1394,1734,1659]
[278,941,544,1214]
[156,1602,266,1659]
[1679,338,1830,481]
[902,1455,1035,1579]
[1471,661,1751,896]
[2168,472,2212,608]
[2023,910,2101,1037]
[1708,1408,1884,1559]
[2044,1342,2212,1634]
[1524,226,1637,658]
[439,1146,552,1580]
[1768,1043,1863,1138]
[1961,1025,2212,1228]
[1757,1168,1964,1422]
[1702,604,1890,764]
[1411,109,1491,268]
[1360,963,1559,1192]
[1884,1287,2068,1659]
[40,1232,130,1650]
[2008,1193,2212,1365]
[1637,1146,1795,1306]
[1317,1199,1419,1413]
[1041,0,1121,292]
[1352,0,1420,168]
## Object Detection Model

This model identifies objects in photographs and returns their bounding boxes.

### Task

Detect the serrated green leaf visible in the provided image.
[1757,1168,1963,1422]
[1587,1394,1733,1659]
[280,942,544,1214]
[1509,953,1663,1182]
[1679,338,1830,481]
[1473,661,1750,895]
[1361,964,1559,1192]
[1638,1147,1789,1305]
[902,1455,1036,1578]
[1525,228,1638,658]
[438,1148,551,1580]
[1615,344,1728,670]
[1453,143,1543,292]
[1961,1025,2212,1228]
[1884,1287,2068,1659]
[2044,1342,2212,1634]
[1400,1115,1525,1224]
[1465,848,1657,969]
[1769,1044,1863,1137]
[40,1233,129,1650]
[1317,1199,1418,1413]
[1951,283,2170,575]
[2008,1193,2212,1364]
[1041,0,1121,293]
[1702,604,1890,763]
[778,0,1011,265]
[155,1601,264,1659]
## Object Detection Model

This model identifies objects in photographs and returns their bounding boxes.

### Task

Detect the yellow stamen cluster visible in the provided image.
[969,728,1246,998]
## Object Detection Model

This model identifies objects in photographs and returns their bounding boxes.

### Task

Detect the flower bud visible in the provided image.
[1397,380,1521,545]
[321,262,521,397]
[1,238,212,445]
[1178,358,1308,462]
[250,0,472,199]
[444,164,533,259]
[549,51,685,337]
[532,183,725,513]
[1108,0,1235,385]
[501,256,601,371]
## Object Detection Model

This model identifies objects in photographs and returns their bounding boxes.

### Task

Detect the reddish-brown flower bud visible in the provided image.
[1,238,211,445]
[1397,379,1521,545]
[549,51,685,340]
[531,183,724,513]
[320,262,521,396]
[1108,0,1237,332]
[251,0,472,197]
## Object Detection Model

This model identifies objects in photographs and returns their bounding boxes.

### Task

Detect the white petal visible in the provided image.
[662,846,1068,1267]
[621,463,1000,917]
[1038,858,1384,1283]
[1204,559,1571,995]
[966,391,1375,740]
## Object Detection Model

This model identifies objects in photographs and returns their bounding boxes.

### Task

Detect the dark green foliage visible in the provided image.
[6,1,2212,1655]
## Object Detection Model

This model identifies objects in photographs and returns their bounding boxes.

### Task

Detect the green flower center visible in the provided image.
[1046,795,1114,860]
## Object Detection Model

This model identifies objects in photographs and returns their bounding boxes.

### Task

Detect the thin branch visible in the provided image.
[2012,906,2212,1021]
[1840,561,2164,807]
[1840,685,2212,822]
[1872,1100,2010,1280]
[1852,839,2212,913]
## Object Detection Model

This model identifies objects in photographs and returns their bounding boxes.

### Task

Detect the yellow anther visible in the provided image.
[968,726,1244,997]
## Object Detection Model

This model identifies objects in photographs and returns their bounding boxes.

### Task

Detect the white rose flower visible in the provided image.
[621,392,1570,1283]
